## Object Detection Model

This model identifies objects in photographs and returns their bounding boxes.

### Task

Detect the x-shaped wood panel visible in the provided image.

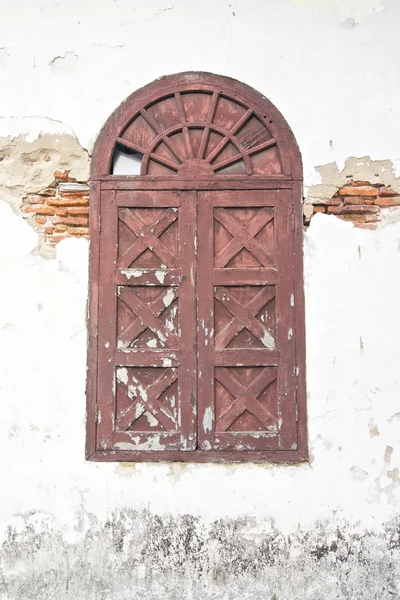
[118,208,178,269]
[216,367,277,431]
[215,287,275,349]
[116,368,178,431]
[118,287,179,348]
[214,207,273,268]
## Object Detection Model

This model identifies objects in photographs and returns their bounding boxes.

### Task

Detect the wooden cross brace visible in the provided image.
[118,287,179,348]
[215,367,277,431]
[214,207,273,268]
[215,286,275,349]
[116,367,178,431]
[118,207,178,269]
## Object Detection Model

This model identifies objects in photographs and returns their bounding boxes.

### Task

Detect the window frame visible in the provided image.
[86,72,307,463]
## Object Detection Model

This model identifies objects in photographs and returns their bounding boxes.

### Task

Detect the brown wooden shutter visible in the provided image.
[87,72,307,463]
[197,190,296,452]
[96,191,197,452]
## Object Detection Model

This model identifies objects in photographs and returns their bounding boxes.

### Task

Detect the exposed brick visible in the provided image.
[54,225,67,233]
[348,180,373,187]
[67,207,90,216]
[379,186,399,197]
[49,234,68,244]
[375,197,400,207]
[343,196,372,205]
[23,195,43,204]
[35,216,47,225]
[67,226,89,236]
[327,206,342,214]
[54,215,89,227]
[341,214,366,222]
[312,197,342,206]
[324,198,342,206]
[23,204,42,212]
[342,205,379,214]
[55,209,68,216]
[24,206,55,215]
[355,223,378,230]
[44,226,55,234]
[48,197,89,207]
[37,188,57,197]
[365,214,380,223]
[54,170,70,181]
[313,206,326,213]
[59,191,90,199]
[338,186,379,197]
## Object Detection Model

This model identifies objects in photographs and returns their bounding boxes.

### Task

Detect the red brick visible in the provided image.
[44,226,55,234]
[341,214,366,222]
[54,216,89,227]
[59,192,89,199]
[22,195,43,204]
[343,196,372,205]
[67,207,89,216]
[55,208,68,216]
[312,197,342,206]
[348,180,373,187]
[325,198,342,206]
[37,188,57,197]
[342,205,379,214]
[67,226,89,236]
[35,216,47,224]
[24,206,55,215]
[48,197,89,207]
[379,186,399,197]
[313,206,326,213]
[54,225,67,233]
[49,234,68,244]
[54,170,70,181]
[338,186,378,197]
[355,223,378,230]
[375,197,400,207]
[365,214,380,223]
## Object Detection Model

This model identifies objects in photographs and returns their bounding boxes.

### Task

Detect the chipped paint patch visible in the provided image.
[116,367,128,385]
[121,269,145,279]
[203,407,213,433]
[163,288,175,308]
[155,270,167,284]
[261,330,275,348]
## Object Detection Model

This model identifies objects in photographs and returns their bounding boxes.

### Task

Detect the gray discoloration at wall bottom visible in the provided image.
[1,510,399,600]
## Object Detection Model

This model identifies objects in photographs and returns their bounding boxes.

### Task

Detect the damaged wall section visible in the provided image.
[0,122,90,251]
[304,179,400,229]
[22,172,89,245]
[304,157,400,228]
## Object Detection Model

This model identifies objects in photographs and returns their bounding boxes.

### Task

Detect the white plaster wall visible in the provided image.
[0,202,399,598]
[1,1,400,598]
[0,0,399,185]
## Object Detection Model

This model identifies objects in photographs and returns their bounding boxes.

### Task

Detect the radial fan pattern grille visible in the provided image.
[113,91,283,176]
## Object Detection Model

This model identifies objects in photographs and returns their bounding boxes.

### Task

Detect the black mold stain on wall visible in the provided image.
[1,510,399,600]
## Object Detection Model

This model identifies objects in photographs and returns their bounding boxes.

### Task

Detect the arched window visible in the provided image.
[86,72,306,463]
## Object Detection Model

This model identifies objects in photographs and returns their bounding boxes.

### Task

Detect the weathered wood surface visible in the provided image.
[86,72,306,463]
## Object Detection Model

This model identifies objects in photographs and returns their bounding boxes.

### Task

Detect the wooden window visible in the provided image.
[86,72,307,463]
